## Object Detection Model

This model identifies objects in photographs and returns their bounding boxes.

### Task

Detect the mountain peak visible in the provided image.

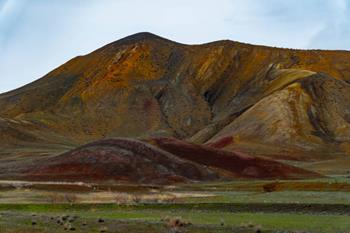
[114,32,174,45]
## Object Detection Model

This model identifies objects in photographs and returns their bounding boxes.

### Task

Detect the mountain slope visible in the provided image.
[22,138,219,184]
[206,72,350,160]
[1,138,319,183]
[148,137,320,179]
[1,32,350,168]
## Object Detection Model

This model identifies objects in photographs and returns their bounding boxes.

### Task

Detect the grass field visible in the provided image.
[1,203,350,233]
[1,177,350,233]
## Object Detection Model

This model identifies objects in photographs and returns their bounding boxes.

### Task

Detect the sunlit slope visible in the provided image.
[207,72,350,160]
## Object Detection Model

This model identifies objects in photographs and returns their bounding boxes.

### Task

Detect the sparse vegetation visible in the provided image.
[161,216,192,233]
[263,182,278,192]
[65,193,78,205]
[1,203,350,233]
[1,179,350,232]
[47,193,78,205]
[240,222,263,232]
[114,193,177,204]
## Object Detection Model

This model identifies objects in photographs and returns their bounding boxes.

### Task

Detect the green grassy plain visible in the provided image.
[1,203,350,233]
[1,178,350,233]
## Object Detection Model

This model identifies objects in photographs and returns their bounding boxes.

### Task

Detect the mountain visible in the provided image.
[1,32,350,175]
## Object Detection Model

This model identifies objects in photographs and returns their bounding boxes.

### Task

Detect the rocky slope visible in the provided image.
[1,32,350,173]
[149,137,320,179]
[205,72,350,160]
[22,138,218,184]
[4,138,319,183]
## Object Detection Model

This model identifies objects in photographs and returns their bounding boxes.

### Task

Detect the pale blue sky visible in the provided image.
[1,0,349,93]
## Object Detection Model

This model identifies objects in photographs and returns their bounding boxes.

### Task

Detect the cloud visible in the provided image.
[1,0,350,93]
[0,0,27,49]
[307,0,350,49]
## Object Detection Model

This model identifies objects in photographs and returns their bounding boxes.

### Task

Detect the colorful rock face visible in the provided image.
[19,138,320,184]
[1,32,350,181]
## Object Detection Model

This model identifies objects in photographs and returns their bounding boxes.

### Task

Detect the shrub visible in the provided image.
[165,216,191,233]
[64,193,78,205]
[262,182,278,192]
[239,222,262,232]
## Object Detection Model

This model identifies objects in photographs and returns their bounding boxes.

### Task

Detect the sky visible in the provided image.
[0,0,350,94]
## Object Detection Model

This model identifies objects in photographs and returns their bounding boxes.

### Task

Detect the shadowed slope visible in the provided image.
[149,137,321,179]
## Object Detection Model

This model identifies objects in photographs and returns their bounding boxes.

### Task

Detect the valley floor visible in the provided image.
[1,177,350,233]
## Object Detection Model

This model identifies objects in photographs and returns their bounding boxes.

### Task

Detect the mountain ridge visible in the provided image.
[2,31,350,96]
